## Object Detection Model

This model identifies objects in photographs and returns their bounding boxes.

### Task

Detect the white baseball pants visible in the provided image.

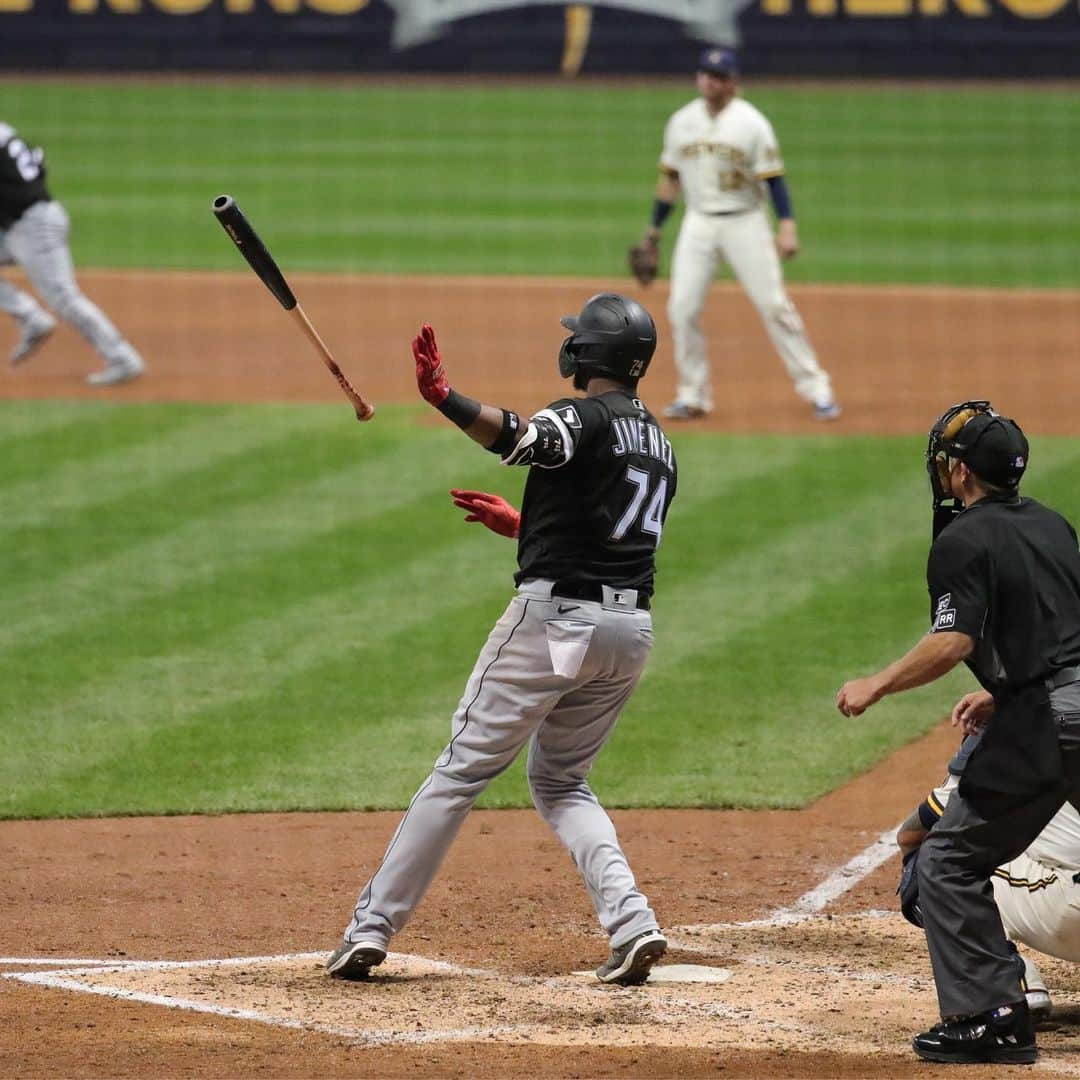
[667,207,833,412]
[343,580,661,952]
[0,200,135,365]
[994,852,1080,964]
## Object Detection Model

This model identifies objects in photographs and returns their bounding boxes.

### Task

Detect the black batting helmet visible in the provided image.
[558,293,657,391]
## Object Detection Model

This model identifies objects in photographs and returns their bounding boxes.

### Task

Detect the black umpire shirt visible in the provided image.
[514,390,677,597]
[927,492,1080,792]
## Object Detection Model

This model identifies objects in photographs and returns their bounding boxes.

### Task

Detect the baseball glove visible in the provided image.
[628,236,660,287]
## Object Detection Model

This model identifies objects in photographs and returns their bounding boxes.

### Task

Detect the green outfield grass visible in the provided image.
[3,79,1078,287]
[5,399,1080,819]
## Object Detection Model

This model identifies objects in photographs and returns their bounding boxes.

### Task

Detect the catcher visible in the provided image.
[896,725,1080,1024]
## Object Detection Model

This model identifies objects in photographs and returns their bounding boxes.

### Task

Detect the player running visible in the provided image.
[0,121,145,385]
[328,294,675,987]
[633,48,837,422]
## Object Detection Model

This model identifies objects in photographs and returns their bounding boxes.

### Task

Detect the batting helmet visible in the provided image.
[558,293,657,391]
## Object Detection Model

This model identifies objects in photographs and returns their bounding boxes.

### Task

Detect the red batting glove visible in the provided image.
[450,489,521,539]
[413,323,450,407]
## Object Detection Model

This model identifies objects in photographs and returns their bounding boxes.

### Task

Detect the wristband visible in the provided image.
[766,175,793,221]
[437,388,482,430]
[486,409,522,455]
[650,199,674,230]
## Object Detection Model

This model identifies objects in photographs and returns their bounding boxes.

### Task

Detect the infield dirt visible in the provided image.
[2,270,1079,1077]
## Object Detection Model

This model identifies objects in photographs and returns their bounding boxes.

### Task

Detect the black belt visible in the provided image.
[705,208,751,217]
[551,581,651,611]
[1047,665,1080,690]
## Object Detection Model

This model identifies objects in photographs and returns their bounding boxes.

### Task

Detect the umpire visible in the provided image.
[837,400,1080,1065]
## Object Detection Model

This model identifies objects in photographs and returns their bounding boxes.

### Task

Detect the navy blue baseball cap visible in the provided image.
[698,47,738,77]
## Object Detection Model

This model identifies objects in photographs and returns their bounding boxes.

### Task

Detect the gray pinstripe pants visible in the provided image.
[343,580,661,952]
[0,200,132,364]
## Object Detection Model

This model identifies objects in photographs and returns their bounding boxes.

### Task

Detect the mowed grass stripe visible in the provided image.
[0,404,221,489]
[5,403,1079,816]
[0,415,479,662]
[0,432,921,813]
[0,405,335,530]
[0,535,512,817]
[0,400,143,448]
[0,416,803,663]
[5,79,1077,285]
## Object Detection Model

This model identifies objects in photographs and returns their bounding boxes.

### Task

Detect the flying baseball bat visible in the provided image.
[211,194,374,422]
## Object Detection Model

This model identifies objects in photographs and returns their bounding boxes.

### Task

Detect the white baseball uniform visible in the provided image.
[659,96,833,413]
[930,773,1080,965]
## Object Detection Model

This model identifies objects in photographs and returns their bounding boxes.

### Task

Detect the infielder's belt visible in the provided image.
[704,208,752,216]
[1046,664,1080,690]
[552,580,651,611]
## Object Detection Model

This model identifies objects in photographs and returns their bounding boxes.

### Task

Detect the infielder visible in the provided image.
[0,121,145,385]
[632,48,837,422]
[329,294,675,987]
[897,730,1080,1022]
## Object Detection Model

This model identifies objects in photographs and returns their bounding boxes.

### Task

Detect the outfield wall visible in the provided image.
[1,0,1078,76]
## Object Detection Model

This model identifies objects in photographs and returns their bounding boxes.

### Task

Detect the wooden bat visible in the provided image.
[212,194,374,422]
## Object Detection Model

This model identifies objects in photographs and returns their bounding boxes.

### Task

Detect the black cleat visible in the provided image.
[326,939,387,981]
[912,1000,1036,1065]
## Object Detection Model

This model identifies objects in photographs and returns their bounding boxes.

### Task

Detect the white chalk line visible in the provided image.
[0,827,923,1052]
[0,957,142,967]
[669,823,904,950]
[3,949,526,1047]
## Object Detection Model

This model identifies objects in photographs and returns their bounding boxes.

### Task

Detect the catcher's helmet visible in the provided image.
[558,293,657,391]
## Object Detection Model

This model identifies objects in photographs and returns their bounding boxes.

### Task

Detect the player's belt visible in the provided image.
[704,208,751,216]
[1046,665,1080,690]
[552,580,651,611]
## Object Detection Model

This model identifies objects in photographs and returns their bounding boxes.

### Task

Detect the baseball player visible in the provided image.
[0,121,145,385]
[328,293,675,987]
[633,47,837,422]
[896,728,1080,1023]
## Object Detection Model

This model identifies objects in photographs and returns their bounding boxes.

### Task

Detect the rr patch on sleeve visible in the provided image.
[933,592,957,631]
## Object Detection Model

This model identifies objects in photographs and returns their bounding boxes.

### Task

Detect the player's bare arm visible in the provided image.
[836,630,974,717]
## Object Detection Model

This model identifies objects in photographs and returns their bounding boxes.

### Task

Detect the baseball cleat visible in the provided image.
[10,311,57,366]
[812,399,842,421]
[911,1001,1036,1065]
[326,939,387,981]
[595,929,667,986]
[661,402,707,421]
[86,349,146,387]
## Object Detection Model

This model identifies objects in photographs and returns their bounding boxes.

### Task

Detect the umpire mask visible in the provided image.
[926,400,1028,538]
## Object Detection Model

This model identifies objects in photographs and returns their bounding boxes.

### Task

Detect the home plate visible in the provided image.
[571,964,732,984]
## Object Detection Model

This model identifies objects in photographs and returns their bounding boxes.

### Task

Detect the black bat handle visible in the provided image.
[212,194,297,311]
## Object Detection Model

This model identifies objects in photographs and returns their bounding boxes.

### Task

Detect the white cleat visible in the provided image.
[10,311,57,366]
[812,399,842,422]
[86,348,146,387]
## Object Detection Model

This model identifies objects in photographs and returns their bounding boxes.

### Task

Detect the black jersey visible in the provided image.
[510,390,677,596]
[0,123,50,229]
[926,492,1080,693]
